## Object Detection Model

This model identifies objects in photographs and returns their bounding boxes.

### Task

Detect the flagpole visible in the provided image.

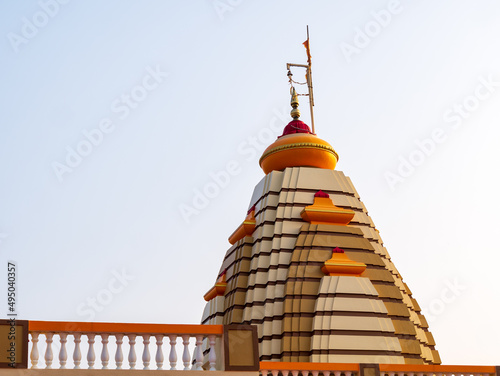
[305,26,315,134]
[287,26,315,133]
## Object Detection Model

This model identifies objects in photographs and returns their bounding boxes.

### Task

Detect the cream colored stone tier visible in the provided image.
[201,167,440,365]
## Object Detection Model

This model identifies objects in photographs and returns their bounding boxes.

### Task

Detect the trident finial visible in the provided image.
[290,87,300,120]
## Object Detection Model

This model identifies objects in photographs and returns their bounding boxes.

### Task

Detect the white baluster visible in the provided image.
[156,335,165,370]
[59,333,68,369]
[311,371,319,376]
[346,372,352,376]
[323,372,331,376]
[208,334,217,371]
[261,370,268,376]
[182,335,191,370]
[417,373,424,376]
[168,335,176,370]
[283,370,290,376]
[303,370,310,376]
[194,335,203,370]
[271,369,280,376]
[388,372,395,376]
[30,332,39,369]
[291,370,300,376]
[73,333,82,369]
[128,334,137,369]
[87,333,96,369]
[115,334,124,369]
[101,334,109,369]
[45,333,53,369]
[334,371,342,376]
[142,335,151,370]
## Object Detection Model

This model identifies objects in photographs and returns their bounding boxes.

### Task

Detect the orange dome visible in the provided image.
[259,133,339,174]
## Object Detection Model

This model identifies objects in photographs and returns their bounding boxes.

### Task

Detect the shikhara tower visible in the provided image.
[201,45,440,365]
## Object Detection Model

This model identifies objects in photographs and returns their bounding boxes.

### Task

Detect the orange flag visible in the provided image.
[303,39,311,65]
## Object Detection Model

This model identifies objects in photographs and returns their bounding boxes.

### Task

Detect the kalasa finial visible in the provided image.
[290,87,300,120]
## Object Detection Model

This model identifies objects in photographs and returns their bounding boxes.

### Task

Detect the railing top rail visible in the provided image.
[379,364,497,373]
[29,320,223,335]
[260,362,360,371]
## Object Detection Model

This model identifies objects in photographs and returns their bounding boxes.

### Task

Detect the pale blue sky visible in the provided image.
[1,0,500,365]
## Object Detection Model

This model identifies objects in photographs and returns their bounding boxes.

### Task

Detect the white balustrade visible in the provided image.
[142,334,151,370]
[182,334,191,370]
[30,332,39,369]
[59,333,67,369]
[168,334,176,370]
[156,334,165,370]
[194,334,204,370]
[208,334,216,371]
[73,333,82,369]
[115,333,124,369]
[44,333,53,369]
[28,329,223,370]
[87,333,96,369]
[101,334,110,369]
[128,334,137,369]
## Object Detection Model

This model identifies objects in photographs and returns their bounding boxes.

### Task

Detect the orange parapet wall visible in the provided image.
[379,364,497,374]
[261,362,497,375]
[29,320,223,335]
[260,361,360,372]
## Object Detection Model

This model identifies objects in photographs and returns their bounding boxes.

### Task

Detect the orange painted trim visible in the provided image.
[379,364,496,373]
[301,196,355,226]
[260,363,495,374]
[260,362,359,372]
[29,321,223,335]
[203,282,227,301]
[321,251,367,276]
[228,210,256,245]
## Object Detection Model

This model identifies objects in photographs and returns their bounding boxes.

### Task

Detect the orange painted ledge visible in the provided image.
[204,271,227,301]
[260,362,359,372]
[29,321,223,335]
[301,196,355,225]
[228,210,256,245]
[379,364,497,373]
[203,283,227,301]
